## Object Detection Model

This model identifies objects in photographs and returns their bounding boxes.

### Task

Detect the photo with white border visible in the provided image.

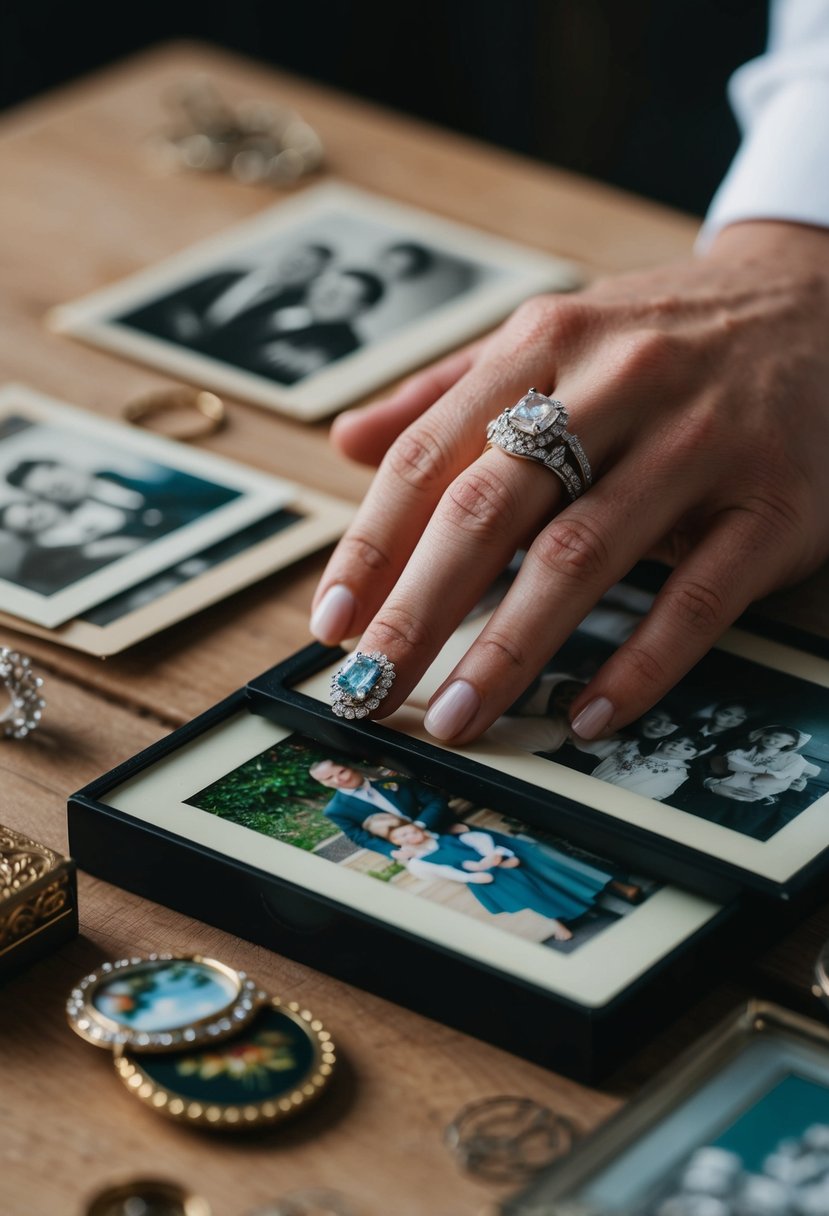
[50,183,581,422]
[105,710,721,1011]
[0,385,290,628]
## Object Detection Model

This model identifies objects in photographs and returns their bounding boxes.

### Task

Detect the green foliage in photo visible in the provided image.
[189,735,343,851]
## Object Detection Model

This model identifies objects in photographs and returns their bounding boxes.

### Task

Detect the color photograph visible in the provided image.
[186,731,658,955]
[91,960,238,1032]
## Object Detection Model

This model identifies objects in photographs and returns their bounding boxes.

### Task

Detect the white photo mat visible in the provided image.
[0,385,290,628]
[106,711,721,1011]
[49,182,582,422]
[0,486,353,656]
[296,617,829,887]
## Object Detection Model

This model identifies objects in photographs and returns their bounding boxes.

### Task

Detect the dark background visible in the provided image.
[2,0,768,217]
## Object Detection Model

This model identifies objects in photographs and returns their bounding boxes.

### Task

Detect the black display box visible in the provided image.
[69,678,745,1083]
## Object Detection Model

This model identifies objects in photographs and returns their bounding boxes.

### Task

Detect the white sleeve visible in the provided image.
[407,857,478,884]
[458,830,514,859]
[700,0,829,246]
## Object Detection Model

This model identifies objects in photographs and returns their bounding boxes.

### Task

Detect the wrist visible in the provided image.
[705,220,829,279]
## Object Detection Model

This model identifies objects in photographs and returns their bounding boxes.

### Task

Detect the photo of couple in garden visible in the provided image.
[187,732,656,954]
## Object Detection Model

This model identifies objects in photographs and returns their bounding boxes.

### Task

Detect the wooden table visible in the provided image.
[2,42,827,1216]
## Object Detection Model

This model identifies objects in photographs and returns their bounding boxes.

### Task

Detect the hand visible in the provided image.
[312,221,829,743]
[467,872,494,884]
[391,846,418,861]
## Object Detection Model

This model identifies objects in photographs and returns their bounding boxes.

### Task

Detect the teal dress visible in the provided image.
[426,831,612,922]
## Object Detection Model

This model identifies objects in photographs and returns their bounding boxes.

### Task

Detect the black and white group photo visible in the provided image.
[0,413,240,600]
[187,731,658,955]
[115,210,491,387]
[486,586,829,842]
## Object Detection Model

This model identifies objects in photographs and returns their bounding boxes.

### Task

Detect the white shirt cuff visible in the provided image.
[699,75,829,250]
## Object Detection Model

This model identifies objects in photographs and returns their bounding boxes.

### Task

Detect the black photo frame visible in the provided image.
[68,683,743,1083]
[246,621,829,905]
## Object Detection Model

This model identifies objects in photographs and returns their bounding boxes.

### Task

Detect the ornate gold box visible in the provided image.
[0,823,78,979]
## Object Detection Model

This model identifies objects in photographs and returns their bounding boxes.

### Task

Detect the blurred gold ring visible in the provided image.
[123,387,226,441]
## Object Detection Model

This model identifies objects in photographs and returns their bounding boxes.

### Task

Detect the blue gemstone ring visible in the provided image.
[330,650,396,719]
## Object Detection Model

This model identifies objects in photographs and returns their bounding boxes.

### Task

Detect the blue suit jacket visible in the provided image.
[323,779,456,858]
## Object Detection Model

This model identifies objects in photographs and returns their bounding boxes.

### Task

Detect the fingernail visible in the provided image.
[424,680,480,741]
[571,696,614,740]
[310,584,356,644]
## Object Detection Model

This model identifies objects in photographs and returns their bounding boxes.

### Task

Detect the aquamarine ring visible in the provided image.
[330,650,396,719]
[484,389,592,501]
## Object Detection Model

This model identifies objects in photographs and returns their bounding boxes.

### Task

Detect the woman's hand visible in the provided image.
[311,221,829,744]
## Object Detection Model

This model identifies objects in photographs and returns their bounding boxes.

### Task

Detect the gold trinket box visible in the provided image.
[0,822,78,979]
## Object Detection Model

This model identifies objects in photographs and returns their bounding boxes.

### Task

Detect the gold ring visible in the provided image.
[122,386,226,442]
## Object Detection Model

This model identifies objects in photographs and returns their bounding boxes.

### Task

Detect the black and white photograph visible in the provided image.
[0,386,291,628]
[294,578,829,890]
[483,583,829,845]
[50,184,580,421]
[104,710,721,1011]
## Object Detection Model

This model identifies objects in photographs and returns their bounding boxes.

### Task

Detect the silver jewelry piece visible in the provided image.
[485,388,593,501]
[0,647,45,739]
[330,650,396,719]
[444,1095,578,1184]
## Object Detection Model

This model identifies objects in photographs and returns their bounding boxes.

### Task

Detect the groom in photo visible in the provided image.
[309,759,466,859]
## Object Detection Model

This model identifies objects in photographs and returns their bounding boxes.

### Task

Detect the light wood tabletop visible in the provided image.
[1,41,827,1216]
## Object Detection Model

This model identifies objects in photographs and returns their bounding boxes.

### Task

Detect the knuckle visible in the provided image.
[367,603,431,658]
[338,532,392,575]
[531,517,609,583]
[663,579,725,636]
[670,402,721,458]
[477,630,528,673]
[384,426,450,493]
[622,643,667,691]
[617,329,683,385]
[442,466,518,539]
[505,294,590,353]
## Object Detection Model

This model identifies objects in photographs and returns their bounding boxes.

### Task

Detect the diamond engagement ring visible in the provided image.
[330,650,396,719]
[1,647,46,739]
[485,389,593,501]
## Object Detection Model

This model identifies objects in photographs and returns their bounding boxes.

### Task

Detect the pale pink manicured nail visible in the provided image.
[310,585,356,644]
[571,696,614,740]
[424,680,480,741]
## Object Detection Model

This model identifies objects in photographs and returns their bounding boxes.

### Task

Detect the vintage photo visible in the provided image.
[104,711,720,1009]
[51,184,580,421]
[505,1007,829,1216]
[642,1076,829,1215]
[186,731,659,955]
[291,577,829,890]
[0,386,290,628]
[484,583,829,844]
[91,959,238,1032]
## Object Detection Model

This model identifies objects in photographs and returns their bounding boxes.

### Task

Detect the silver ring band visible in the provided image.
[484,389,592,501]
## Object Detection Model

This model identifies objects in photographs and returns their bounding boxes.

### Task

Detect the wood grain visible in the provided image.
[0,42,827,1216]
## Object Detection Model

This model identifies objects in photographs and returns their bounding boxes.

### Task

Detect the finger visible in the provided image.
[419,451,689,741]
[330,340,486,467]
[350,446,565,709]
[567,508,798,740]
[311,318,564,645]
